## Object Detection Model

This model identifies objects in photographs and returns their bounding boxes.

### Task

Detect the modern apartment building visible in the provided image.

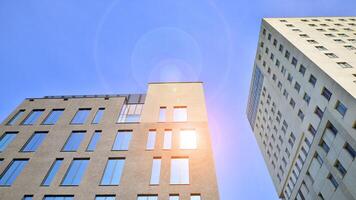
[0,82,219,200]
[247,17,356,200]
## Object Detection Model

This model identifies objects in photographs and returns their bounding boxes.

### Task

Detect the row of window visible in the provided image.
[0,157,191,186]
[22,194,201,200]
[0,129,198,153]
[6,106,189,126]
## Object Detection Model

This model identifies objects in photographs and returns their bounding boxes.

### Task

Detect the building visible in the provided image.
[247,17,356,200]
[0,82,219,200]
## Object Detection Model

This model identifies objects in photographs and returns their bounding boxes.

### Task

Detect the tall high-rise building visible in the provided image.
[247,17,356,200]
[0,82,219,200]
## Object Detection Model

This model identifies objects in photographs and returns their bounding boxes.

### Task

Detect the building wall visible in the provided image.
[0,82,219,200]
[247,17,356,200]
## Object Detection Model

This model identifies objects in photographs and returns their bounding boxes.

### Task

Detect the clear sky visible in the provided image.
[0,0,355,199]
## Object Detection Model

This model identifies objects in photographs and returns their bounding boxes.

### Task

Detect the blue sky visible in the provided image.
[0,0,355,199]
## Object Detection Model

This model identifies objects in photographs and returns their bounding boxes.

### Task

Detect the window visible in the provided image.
[315,46,327,51]
[61,158,89,186]
[117,104,143,123]
[308,124,317,136]
[170,158,189,184]
[299,65,306,76]
[0,159,29,186]
[268,33,271,40]
[158,107,166,122]
[298,110,304,121]
[279,44,284,52]
[180,130,197,149]
[112,130,132,151]
[86,130,101,151]
[21,132,47,152]
[101,158,125,185]
[7,109,25,125]
[291,57,298,66]
[22,109,44,125]
[325,53,338,58]
[314,106,324,118]
[43,109,64,125]
[0,132,17,152]
[287,73,293,83]
[335,101,347,116]
[42,158,63,186]
[294,82,301,93]
[289,98,296,109]
[163,130,172,149]
[169,195,179,200]
[191,195,201,200]
[328,174,338,189]
[146,130,156,150]
[92,108,105,124]
[23,195,33,200]
[334,160,346,177]
[320,140,330,153]
[337,62,353,68]
[299,34,309,38]
[334,39,345,43]
[173,106,187,122]
[150,158,161,185]
[285,50,290,59]
[137,195,158,200]
[307,40,318,44]
[95,195,116,200]
[62,131,85,152]
[309,75,317,86]
[43,195,74,200]
[344,143,355,159]
[71,108,91,124]
[321,87,332,101]
[303,93,311,105]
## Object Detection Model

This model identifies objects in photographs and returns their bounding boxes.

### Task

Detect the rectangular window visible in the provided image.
[298,110,304,121]
[0,159,29,186]
[95,195,116,200]
[42,158,63,186]
[291,57,298,66]
[303,93,311,105]
[180,130,197,149]
[173,106,187,122]
[86,131,101,151]
[71,108,91,124]
[294,82,301,93]
[309,75,317,86]
[344,143,355,159]
[335,101,347,116]
[112,130,132,151]
[169,195,179,200]
[146,130,156,150]
[158,107,166,122]
[117,104,143,123]
[23,195,33,200]
[337,62,353,68]
[299,65,306,76]
[7,109,25,125]
[43,109,64,125]
[328,174,338,189]
[163,130,172,149]
[314,106,324,119]
[191,195,201,200]
[334,160,346,177]
[43,195,74,200]
[101,158,125,185]
[0,132,17,152]
[320,140,330,153]
[137,195,158,200]
[61,158,89,186]
[170,158,189,184]
[62,131,85,152]
[150,158,161,185]
[92,108,105,124]
[21,132,47,152]
[22,109,44,125]
[321,87,332,101]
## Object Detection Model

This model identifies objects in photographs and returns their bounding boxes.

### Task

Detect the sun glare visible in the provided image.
[180,130,197,149]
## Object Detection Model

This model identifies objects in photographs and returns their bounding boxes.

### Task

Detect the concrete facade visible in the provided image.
[247,17,356,200]
[0,82,219,200]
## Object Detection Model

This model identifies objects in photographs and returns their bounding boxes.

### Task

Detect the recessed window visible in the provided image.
[62,131,85,152]
[285,50,290,59]
[315,153,323,166]
[315,46,328,51]
[92,108,105,124]
[299,34,309,38]
[344,45,356,50]
[344,143,355,159]
[337,62,353,68]
[287,73,293,83]
[23,195,33,200]
[43,109,64,125]
[320,140,330,153]
[158,106,166,122]
[289,98,296,109]
[321,87,332,101]
[86,130,101,152]
[307,40,318,44]
[170,158,189,184]
[334,160,347,177]
[137,195,158,200]
[325,33,335,37]
[0,159,29,186]
[61,158,89,186]
[21,132,47,152]
[334,39,345,43]
[113,130,132,151]
[308,74,317,86]
[279,44,284,52]
[191,195,201,200]
[150,157,161,185]
[268,33,271,40]
[163,130,172,150]
[308,124,317,136]
[294,82,301,93]
[22,109,44,125]
[297,110,304,121]
[173,106,187,122]
[101,158,125,185]
[42,158,63,186]
[303,93,311,105]
[328,174,338,189]
[71,108,91,124]
[0,132,17,152]
[314,106,324,119]
[325,53,338,58]
[180,130,197,149]
[6,109,25,125]
[291,57,298,67]
[146,130,156,150]
[95,195,116,200]
[335,100,347,116]
[43,196,74,200]
[169,195,180,200]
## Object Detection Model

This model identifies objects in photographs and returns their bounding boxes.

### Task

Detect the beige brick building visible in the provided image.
[0,82,219,200]
[247,17,356,200]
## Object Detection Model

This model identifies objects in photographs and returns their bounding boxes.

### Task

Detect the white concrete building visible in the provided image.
[247,17,356,200]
